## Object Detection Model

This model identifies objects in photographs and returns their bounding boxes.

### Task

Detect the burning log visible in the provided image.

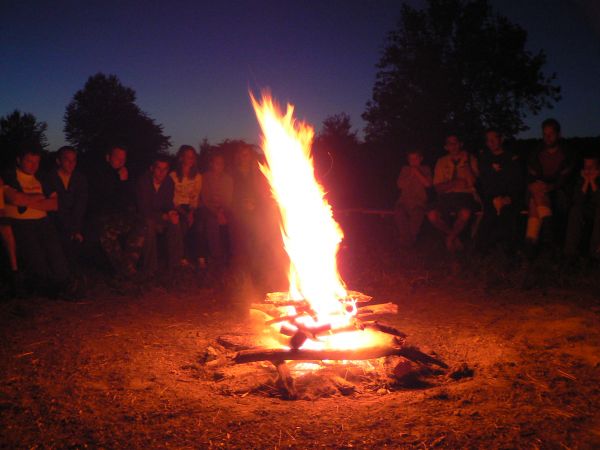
[356,302,398,317]
[274,361,297,399]
[359,321,407,340]
[234,346,405,364]
[234,345,447,368]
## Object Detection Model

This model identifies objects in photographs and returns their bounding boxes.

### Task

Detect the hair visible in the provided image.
[107,144,127,156]
[485,128,502,137]
[175,145,199,181]
[445,133,461,142]
[541,118,561,134]
[17,140,43,160]
[152,154,172,167]
[209,151,225,164]
[406,149,423,157]
[57,145,77,159]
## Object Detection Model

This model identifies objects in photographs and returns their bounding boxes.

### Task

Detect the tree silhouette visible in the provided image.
[64,73,171,175]
[0,110,48,169]
[363,0,561,156]
[314,113,361,207]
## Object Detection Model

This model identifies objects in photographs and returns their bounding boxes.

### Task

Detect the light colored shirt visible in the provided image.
[170,172,202,208]
[433,151,479,193]
[4,169,47,220]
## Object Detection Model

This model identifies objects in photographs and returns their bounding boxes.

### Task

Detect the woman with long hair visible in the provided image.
[169,145,206,268]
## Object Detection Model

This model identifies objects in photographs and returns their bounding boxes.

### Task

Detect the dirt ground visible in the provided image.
[1,217,599,449]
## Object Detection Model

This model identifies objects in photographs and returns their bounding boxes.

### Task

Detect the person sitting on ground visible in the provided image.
[169,145,205,268]
[427,134,479,252]
[200,152,233,269]
[136,155,182,275]
[475,129,525,256]
[525,118,575,251]
[89,145,144,277]
[0,176,19,293]
[44,146,88,271]
[394,149,432,248]
[2,142,70,297]
[564,155,600,262]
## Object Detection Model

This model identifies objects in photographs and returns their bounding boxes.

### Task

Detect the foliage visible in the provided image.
[198,138,258,172]
[363,0,561,157]
[0,110,48,169]
[64,73,171,175]
[314,113,362,207]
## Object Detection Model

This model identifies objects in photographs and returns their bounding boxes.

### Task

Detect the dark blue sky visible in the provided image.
[1,0,599,150]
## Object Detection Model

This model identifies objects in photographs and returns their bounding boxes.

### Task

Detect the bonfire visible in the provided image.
[226,93,445,398]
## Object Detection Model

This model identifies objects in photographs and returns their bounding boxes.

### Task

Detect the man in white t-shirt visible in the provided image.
[3,143,70,296]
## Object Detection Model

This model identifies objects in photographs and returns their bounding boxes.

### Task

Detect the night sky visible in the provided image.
[1,0,599,151]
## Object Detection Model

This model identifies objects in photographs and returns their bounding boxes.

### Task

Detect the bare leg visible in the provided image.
[448,209,471,251]
[427,209,451,235]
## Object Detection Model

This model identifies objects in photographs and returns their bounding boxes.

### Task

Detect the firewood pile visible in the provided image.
[223,291,448,398]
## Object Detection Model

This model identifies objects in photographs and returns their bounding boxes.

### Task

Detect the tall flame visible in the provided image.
[250,92,348,323]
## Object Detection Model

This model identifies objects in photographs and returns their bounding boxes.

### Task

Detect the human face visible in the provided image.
[107,147,127,170]
[58,150,77,175]
[181,149,196,170]
[18,153,41,175]
[485,131,503,154]
[542,125,559,149]
[152,161,170,184]
[444,136,461,156]
[407,152,422,167]
[211,156,225,174]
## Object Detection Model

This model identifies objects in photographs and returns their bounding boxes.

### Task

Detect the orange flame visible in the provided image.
[250,92,351,326]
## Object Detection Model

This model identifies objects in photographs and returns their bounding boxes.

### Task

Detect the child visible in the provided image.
[395,150,432,247]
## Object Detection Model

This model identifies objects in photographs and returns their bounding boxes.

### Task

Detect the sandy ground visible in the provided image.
[1,218,599,449]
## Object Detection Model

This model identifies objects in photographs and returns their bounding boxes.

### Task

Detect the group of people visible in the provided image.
[395,119,600,262]
[0,142,282,298]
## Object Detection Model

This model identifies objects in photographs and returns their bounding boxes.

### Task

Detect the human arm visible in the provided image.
[414,165,433,188]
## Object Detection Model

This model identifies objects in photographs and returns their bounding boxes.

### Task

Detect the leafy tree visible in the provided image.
[363,0,561,156]
[64,73,171,175]
[314,113,362,207]
[0,110,48,169]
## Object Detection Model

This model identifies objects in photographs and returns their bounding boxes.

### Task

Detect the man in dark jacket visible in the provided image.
[476,129,525,256]
[44,146,88,270]
[89,145,144,276]
[135,155,182,275]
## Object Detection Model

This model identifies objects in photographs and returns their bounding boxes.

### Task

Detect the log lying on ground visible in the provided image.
[235,346,404,364]
[356,302,398,316]
[360,321,407,339]
[234,345,447,368]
